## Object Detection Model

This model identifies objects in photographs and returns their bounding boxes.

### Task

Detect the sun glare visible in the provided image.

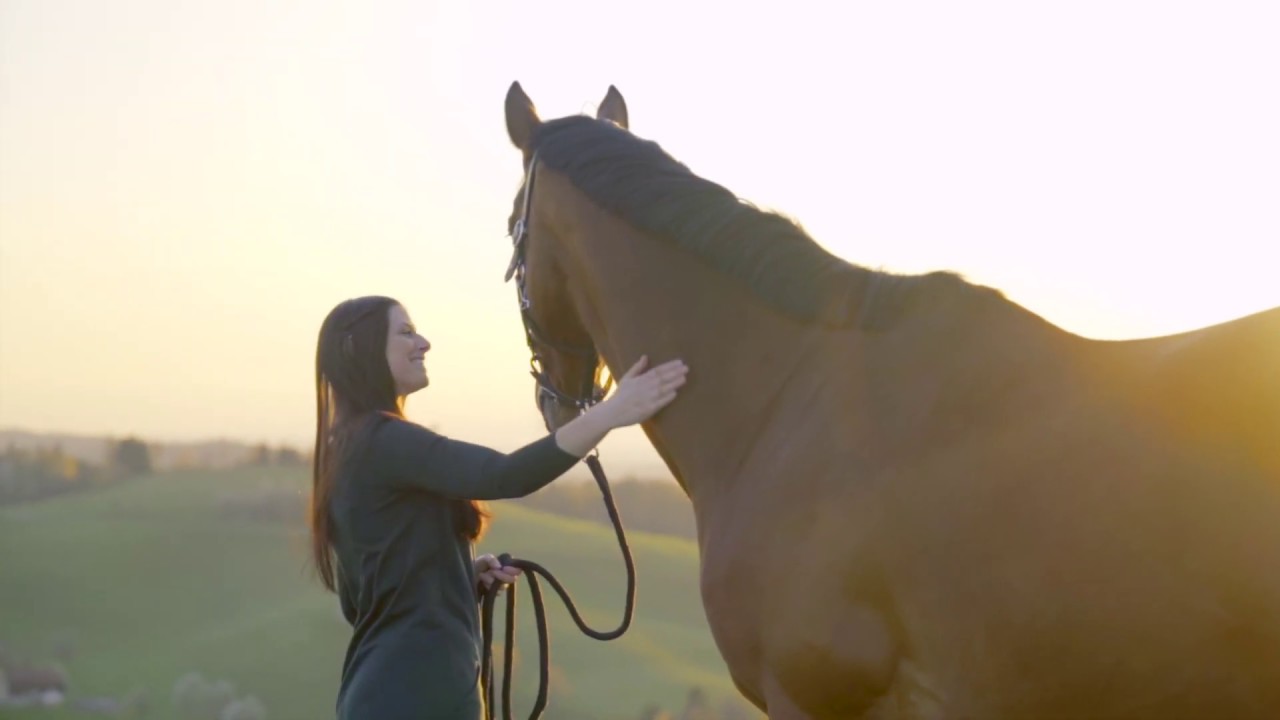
[0,0,1276,471]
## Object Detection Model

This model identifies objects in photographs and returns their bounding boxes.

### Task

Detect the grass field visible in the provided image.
[0,467,758,719]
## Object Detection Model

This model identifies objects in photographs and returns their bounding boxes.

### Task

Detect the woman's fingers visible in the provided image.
[649,375,685,401]
[621,355,648,380]
[653,390,678,412]
[636,362,686,411]
[651,359,686,375]
[640,361,685,386]
[603,356,688,425]
[479,562,523,586]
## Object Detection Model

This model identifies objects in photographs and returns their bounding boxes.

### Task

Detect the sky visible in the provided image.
[1,0,1277,477]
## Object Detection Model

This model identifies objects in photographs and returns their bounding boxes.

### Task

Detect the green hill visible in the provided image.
[0,467,757,719]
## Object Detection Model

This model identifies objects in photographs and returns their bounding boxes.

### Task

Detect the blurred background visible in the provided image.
[2,1,1277,718]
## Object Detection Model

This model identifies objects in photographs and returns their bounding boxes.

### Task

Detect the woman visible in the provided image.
[309,295,688,719]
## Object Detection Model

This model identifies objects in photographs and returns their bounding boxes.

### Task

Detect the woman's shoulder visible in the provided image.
[366,414,447,452]
[335,415,437,492]
[372,413,433,436]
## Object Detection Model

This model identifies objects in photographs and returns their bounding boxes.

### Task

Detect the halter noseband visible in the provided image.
[505,150,611,417]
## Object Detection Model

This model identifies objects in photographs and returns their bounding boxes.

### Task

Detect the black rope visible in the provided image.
[479,453,637,720]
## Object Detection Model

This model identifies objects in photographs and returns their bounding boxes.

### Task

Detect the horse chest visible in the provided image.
[693,478,916,716]
[693,507,780,675]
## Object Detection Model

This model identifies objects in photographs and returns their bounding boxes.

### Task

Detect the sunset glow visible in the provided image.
[2,0,1277,475]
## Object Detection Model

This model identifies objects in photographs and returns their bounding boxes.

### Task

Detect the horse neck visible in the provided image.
[544,176,1081,501]
[553,184,820,510]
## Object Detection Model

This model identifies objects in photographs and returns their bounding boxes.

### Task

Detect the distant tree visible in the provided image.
[28,444,81,484]
[249,443,272,466]
[50,450,80,482]
[171,447,205,469]
[111,437,152,477]
[274,447,303,466]
[0,444,103,503]
[511,478,697,539]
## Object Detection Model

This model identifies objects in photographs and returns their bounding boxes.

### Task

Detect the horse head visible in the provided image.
[501,81,628,431]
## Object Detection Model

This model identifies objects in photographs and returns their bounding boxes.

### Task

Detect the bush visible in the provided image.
[111,437,152,477]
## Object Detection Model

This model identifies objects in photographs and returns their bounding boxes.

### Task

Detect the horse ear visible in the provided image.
[505,81,541,151]
[596,85,629,130]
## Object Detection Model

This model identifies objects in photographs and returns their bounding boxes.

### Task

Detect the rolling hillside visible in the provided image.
[0,467,756,719]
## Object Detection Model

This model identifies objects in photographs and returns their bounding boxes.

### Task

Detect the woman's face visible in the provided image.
[385,304,431,396]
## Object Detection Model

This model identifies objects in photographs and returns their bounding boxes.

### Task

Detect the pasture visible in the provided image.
[0,467,756,719]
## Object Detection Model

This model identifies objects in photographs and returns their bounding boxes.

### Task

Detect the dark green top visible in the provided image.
[329,416,580,720]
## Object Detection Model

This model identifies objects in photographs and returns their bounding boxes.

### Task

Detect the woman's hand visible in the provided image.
[597,355,688,429]
[475,553,522,592]
[554,354,689,457]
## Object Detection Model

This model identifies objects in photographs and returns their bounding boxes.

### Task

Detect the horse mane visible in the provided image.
[526,115,985,329]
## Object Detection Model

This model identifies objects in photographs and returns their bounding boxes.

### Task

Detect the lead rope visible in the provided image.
[479,452,636,720]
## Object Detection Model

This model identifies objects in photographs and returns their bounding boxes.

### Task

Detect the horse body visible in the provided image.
[501,82,1280,718]
[714,306,1280,719]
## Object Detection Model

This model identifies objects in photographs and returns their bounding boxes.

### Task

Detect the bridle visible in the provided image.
[481,148,636,720]
[504,150,612,420]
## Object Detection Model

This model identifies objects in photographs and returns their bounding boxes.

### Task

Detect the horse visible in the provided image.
[498,80,1280,719]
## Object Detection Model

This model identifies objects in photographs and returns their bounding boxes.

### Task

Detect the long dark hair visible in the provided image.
[310,295,489,592]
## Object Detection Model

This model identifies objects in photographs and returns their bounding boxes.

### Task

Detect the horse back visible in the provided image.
[1100,304,1280,478]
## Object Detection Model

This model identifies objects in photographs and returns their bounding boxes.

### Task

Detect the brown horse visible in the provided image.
[499,81,1280,719]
